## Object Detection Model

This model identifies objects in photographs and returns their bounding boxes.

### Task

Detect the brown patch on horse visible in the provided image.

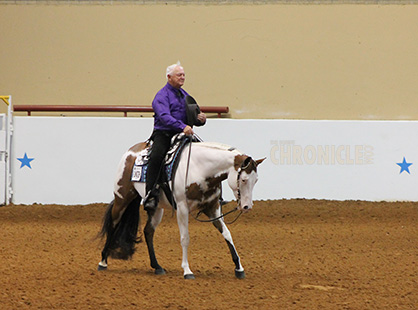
[198,196,219,213]
[204,173,228,200]
[113,142,148,215]
[234,155,258,173]
[207,173,228,188]
[186,183,203,201]
[234,155,247,171]
[186,173,227,200]
[128,141,149,153]
[186,173,227,212]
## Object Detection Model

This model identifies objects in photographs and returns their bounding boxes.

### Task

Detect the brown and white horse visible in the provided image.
[98,138,264,279]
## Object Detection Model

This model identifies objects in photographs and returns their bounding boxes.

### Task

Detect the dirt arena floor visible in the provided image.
[0,199,416,310]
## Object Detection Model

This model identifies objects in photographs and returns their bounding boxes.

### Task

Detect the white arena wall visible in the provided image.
[10,116,418,205]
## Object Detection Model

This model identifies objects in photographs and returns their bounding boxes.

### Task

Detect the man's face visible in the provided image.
[168,66,185,89]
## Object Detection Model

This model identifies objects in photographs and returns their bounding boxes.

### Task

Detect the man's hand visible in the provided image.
[197,112,206,124]
[183,125,194,136]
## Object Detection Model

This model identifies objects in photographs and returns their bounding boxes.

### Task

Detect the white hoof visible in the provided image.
[98,261,108,271]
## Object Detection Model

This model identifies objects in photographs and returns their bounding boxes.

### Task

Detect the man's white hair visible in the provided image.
[166,61,182,79]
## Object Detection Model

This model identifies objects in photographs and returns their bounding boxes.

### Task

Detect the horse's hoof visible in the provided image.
[155,268,166,275]
[184,274,195,280]
[235,270,245,279]
[97,265,107,271]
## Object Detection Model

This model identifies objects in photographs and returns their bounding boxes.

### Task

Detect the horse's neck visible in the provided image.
[189,142,239,177]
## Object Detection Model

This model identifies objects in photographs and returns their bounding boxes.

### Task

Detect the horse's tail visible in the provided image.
[99,196,142,260]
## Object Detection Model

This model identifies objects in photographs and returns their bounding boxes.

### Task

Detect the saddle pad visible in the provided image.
[131,134,190,183]
[131,148,149,182]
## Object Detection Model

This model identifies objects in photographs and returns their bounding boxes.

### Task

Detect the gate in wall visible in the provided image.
[0,96,13,205]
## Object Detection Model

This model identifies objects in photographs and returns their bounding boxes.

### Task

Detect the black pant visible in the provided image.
[146,130,176,194]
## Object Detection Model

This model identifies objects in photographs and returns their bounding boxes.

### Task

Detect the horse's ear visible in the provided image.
[255,157,266,166]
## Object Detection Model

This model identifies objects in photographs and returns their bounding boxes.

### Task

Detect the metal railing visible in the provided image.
[13,104,229,118]
[1,0,417,4]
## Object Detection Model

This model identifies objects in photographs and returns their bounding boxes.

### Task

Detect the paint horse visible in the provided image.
[98,137,265,279]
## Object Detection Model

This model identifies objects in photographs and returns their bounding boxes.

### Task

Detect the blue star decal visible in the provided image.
[396,157,412,174]
[17,153,35,169]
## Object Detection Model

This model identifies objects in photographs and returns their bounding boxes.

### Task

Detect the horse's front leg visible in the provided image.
[206,207,245,279]
[176,206,195,279]
[144,207,166,275]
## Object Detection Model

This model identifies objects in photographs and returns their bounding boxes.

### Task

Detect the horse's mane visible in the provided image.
[196,141,242,154]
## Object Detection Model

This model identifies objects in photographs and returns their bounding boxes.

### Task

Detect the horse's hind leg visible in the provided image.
[144,207,166,275]
[205,208,245,279]
[99,145,147,271]
[98,200,116,270]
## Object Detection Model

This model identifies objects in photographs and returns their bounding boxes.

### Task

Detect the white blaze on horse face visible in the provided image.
[238,170,258,212]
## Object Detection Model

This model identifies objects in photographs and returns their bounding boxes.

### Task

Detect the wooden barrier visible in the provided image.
[13,105,229,118]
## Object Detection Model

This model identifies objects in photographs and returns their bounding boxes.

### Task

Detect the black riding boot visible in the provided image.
[144,187,159,213]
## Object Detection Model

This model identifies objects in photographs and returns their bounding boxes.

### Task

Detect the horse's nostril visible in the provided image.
[243,206,249,210]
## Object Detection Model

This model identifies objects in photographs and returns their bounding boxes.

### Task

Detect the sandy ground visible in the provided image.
[0,199,416,310]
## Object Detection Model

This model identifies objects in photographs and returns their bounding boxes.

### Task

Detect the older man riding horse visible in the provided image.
[98,137,264,279]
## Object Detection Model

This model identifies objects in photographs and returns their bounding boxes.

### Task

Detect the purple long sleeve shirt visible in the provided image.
[152,83,189,132]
